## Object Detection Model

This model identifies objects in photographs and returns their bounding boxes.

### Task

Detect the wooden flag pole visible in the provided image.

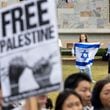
[108,53,110,74]
[29,97,38,110]
[108,44,110,74]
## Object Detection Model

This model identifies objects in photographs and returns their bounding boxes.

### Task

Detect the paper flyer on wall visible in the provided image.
[0,0,62,104]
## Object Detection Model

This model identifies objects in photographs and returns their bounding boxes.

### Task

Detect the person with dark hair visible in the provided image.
[92,79,110,110]
[46,98,53,110]
[72,33,88,57]
[72,33,97,83]
[79,33,88,43]
[37,94,53,110]
[64,73,93,110]
[55,89,83,110]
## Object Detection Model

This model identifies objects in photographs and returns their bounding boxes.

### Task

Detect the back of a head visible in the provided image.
[64,73,92,90]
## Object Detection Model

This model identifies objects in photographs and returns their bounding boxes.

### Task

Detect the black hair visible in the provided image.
[92,79,110,109]
[46,97,53,109]
[64,72,92,90]
[55,89,82,110]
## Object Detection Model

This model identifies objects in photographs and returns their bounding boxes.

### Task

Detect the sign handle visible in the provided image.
[108,53,110,74]
[25,97,38,110]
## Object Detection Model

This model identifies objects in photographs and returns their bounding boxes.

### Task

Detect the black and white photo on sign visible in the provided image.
[1,43,61,96]
[0,0,62,104]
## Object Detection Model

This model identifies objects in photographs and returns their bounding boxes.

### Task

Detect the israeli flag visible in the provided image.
[73,42,100,69]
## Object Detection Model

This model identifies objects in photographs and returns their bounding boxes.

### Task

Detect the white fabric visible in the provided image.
[58,39,62,47]
[84,106,94,110]
[72,42,100,69]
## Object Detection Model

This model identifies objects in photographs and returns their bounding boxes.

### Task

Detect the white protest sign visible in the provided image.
[0,0,62,104]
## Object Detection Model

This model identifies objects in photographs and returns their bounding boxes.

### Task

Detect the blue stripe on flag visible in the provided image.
[75,43,100,48]
[76,60,93,66]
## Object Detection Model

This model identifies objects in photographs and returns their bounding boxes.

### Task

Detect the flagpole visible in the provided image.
[108,53,110,74]
[107,44,110,74]
[25,97,38,110]
[29,97,38,110]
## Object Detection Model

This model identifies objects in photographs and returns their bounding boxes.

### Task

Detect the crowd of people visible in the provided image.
[0,0,109,109]
[54,34,110,110]
[55,73,110,110]
[0,73,110,110]
[0,33,109,110]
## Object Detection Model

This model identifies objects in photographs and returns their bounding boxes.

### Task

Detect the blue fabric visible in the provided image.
[73,42,100,69]
[75,43,100,48]
[76,60,93,66]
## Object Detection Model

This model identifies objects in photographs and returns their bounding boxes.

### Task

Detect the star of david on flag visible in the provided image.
[72,42,100,69]
[81,50,89,61]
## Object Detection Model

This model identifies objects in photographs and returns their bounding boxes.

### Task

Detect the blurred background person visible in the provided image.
[72,33,100,83]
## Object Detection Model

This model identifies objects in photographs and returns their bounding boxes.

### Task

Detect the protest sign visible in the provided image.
[0,0,62,104]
